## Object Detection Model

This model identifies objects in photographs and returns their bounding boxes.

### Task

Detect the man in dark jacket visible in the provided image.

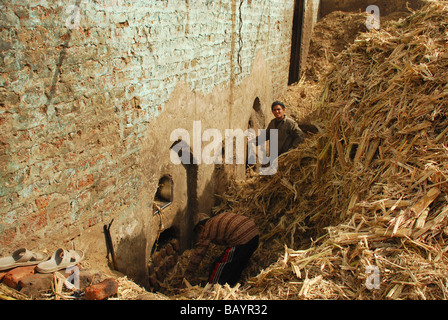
[246,101,304,174]
[265,101,305,155]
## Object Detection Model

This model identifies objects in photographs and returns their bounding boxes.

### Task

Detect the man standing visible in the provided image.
[184,212,259,287]
[266,101,305,156]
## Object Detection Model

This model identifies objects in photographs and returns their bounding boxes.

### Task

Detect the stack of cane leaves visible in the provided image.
[211,0,448,300]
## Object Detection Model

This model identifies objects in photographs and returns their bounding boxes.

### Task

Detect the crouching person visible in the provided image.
[184,212,259,287]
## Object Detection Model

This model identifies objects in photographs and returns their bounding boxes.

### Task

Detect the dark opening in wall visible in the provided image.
[250,97,265,128]
[153,175,173,215]
[151,226,178,255]
[288,0,305,85]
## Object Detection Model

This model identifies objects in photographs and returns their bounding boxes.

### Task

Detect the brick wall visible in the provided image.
[0,0,294,262]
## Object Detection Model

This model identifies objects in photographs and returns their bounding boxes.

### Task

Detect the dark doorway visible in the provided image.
[288,0,305,85]
[153,175,173,215]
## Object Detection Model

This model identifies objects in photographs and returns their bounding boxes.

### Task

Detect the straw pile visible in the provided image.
[168,0,448,300]
[302,10,370,84]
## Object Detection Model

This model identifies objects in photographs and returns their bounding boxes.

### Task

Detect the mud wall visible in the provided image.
[299,0,320,76]
[0,0,294,284]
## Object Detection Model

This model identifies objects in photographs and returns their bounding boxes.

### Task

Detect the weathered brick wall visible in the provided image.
[0,0,294,268]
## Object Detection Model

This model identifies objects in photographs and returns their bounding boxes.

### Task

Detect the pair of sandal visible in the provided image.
[0,248,84,273]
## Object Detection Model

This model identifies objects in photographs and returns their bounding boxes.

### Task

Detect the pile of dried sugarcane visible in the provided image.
[170,0,448,300]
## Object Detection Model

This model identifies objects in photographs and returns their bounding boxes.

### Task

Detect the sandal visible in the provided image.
[35,248,84,273]
[0,248,48,271]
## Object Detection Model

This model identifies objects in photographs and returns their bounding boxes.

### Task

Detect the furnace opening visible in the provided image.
[148,227,180,290]
[153,175,173,215]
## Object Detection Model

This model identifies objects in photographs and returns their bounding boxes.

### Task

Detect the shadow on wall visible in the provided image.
[169,139,199,253]
[114,230,148,285]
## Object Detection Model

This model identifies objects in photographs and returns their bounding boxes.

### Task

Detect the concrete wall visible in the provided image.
[0,0,295,285]
[299,0,320,76]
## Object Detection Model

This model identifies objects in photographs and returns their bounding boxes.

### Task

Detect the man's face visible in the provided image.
[272,104,285,120]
